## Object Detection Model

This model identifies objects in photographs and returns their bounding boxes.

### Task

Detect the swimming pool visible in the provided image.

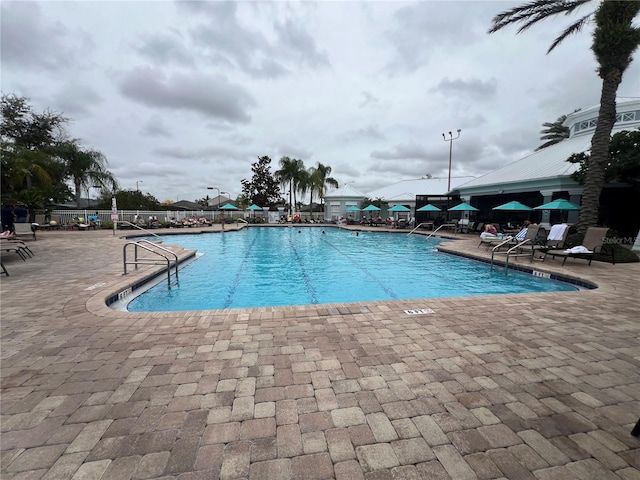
[125,227,577,311]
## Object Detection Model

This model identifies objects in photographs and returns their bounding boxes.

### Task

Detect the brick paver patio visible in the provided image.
[1,226,639,479]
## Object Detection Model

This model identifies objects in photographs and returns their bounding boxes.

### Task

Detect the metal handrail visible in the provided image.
[425,223,457,239]
[123,240,179,287]
[490,238,532,272]
[118,221,163,241]
[408,222,434,236]
[236,218,248,224]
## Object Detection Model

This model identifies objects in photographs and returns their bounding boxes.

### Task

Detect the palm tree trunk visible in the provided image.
[577,72,620,234]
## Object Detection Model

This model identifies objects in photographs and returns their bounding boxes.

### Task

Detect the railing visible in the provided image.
[490,238,533,273]
[118,221,164,241]
[425,223,457,239]
[123,240,179,287]
[408,222,434,236]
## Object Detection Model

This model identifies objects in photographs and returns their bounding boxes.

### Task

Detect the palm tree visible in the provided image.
[275,156,306,216]
[312,163,338,212]
[535,115,570,151]
[489,0,640,232]
[54,141,118,207]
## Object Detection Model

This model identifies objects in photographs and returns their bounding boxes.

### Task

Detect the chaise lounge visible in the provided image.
[543,226,613,265]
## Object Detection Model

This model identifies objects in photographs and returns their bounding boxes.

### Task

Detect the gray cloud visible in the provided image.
[0,1,93,72]
[140,115,173,138]
[51,83,102,117]
[340,126,386,143]
[133,30,195,67]
[118,67,256,123]
[179,1,327,78]
[273,19,330,69]
[371,143,430,161]
[383,2,487,73]
[430,77,498,101]
[359,92,380,108]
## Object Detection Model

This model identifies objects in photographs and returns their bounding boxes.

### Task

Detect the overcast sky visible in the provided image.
[2,1,639,203]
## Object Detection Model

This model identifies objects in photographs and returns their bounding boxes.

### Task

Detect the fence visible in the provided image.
[46,209,330,227]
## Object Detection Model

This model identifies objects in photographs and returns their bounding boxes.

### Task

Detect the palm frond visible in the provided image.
[547,13,593,53]
[489,0,592,34]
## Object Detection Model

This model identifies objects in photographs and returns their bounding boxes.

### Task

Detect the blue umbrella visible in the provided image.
[534,199,580,211]
[449,202,478,212]
[492,201,533,211]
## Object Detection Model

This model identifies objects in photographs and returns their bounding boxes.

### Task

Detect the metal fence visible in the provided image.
[46,209,330,226]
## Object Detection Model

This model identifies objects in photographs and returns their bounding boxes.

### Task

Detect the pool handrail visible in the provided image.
[408,222,435,236]
[118,221,163,241]
[123,239,179,287]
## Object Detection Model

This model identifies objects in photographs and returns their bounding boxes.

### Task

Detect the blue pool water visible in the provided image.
[126,227,577,311]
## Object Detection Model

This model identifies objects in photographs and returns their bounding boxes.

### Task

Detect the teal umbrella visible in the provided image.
[346,205,361,211]
[246,204,262,219]
[362,204,381,212]
[492,201,533,211]
[449,202,478,212]
[388,205,410,212]
[417,204,441,212]
[534,199,581,210]
[220,203,239,210]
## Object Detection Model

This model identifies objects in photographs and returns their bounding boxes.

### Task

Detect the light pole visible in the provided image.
[136,180,143,192]
[442,129,461,192]
[207,187,220,212]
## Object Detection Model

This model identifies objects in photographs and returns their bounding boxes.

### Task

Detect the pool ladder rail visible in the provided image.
[117,221,164,241]
[412,222,458,239]
[123,239,179,287]
[490,237,535,273]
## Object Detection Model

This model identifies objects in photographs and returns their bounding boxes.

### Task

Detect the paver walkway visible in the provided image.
[1,227,639,479]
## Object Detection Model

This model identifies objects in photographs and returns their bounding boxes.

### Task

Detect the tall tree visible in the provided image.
[489,0,640,232]
[240,156,281,207]
[275,157,306,215]
[312,163,338,210]
[1,94,69,204]
[53,141,118,208]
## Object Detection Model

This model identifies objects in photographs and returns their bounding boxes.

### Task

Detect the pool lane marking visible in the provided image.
[287,232,319,304]
[222,233,260,309]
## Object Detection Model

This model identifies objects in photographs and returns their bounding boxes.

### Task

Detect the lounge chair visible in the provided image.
[13,221,36,240]
[1,238,32,260]
[544,227,613,265]
[479,224,539,251]
[33,214,50,230]
[538,224,569,260]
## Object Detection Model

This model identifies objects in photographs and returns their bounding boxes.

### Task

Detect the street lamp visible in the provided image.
[442,129,461,192]
[136,180,143,192]
[207,187,220,209]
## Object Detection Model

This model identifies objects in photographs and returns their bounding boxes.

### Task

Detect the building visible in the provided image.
[323,176,475,222]
[453,98,640,234]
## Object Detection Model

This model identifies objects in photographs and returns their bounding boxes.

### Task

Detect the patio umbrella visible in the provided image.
[492,201,533,211]
[534,199,581,211]
[346,205,361,221]
[362,204,381,212]
[448,202,478,212]
[534,198,580,223]
[362,204,381,222]
[417,204,441,212]
[220,203,239,210]
[247,204,262,219]
[388,205,410,212]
